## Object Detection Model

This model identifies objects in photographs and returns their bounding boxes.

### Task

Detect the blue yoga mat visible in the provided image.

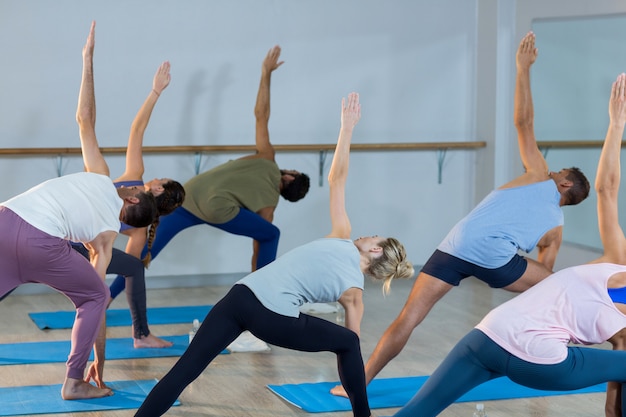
[0,379,178,416]
[28,305,212,329]
[267,376,607,413]
[0,335,227,366]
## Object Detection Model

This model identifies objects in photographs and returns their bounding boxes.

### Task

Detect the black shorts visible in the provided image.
[421,249,528,288]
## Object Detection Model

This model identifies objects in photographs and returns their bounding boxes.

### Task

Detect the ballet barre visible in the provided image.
[0,141,487,184]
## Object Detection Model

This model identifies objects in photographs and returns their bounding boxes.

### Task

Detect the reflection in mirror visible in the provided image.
[532,14,626,250]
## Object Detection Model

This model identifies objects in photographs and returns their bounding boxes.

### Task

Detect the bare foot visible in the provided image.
[330,384,348,398]
[134,333,173,348]
[62,377,112,400]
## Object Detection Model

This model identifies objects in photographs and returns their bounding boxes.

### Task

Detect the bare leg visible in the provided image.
[364,272,453,383]
[502,258,551,293]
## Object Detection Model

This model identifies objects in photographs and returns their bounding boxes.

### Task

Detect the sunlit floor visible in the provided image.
[0,275,608,416]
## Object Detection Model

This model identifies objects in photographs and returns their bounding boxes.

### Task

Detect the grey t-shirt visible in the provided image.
[237,238,364,317]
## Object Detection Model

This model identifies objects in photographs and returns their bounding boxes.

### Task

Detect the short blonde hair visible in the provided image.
[367,237,414,295]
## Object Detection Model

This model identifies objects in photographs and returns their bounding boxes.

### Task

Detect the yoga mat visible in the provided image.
[267,376,607,413]
[29,305,212,330]
[0,379,179,416]
[0,335,227,366]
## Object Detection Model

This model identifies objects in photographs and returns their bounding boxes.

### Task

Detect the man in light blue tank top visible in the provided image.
[332,31,592,398]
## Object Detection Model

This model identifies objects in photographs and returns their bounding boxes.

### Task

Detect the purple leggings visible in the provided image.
[0,207,108,379]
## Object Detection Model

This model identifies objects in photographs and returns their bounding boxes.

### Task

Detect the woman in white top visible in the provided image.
[0,21,158,401]
[392,73,626,417]
[135,93,414,417]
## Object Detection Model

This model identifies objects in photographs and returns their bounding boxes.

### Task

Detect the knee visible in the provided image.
[87,280,109,309]
[123,257,146,279]
[97,281,110,305]
[338,329,362,352]
[267,225,280,241]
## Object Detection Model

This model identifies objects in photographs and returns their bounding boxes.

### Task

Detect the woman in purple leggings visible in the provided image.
[0,21,158,401]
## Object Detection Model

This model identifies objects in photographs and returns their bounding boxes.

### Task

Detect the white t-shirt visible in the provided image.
[2,172,122,243]
[476,263,626,364]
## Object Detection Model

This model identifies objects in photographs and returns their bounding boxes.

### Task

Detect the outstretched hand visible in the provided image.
[262,45,284,74]
[82,21,95,61]
[153,61,171,95]
[341,92,361,130]
[85,361,107,389]
[516,31,537,71]
[609,73,626,126]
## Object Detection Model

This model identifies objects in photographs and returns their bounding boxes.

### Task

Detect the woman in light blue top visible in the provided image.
[135,93,414,417]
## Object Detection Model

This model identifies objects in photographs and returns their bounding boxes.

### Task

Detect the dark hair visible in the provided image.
[280,172,310,202]
[563,166,590,206]
[155,180,186,216]
[122,191,159,228]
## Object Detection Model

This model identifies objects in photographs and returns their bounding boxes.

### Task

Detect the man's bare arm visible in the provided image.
[76,21,109,176]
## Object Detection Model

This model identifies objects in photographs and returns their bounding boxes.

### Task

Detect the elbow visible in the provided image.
[254,109,269,123]
[595,180,619,196]
[75,110,94,128]
[514,118,533,131]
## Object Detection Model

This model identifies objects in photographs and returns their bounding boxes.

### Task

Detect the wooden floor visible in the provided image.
[0,276,609,417]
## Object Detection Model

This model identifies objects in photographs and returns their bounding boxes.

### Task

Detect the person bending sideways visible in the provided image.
[332,31,590,398]
[0,21,158,401]
[72,23,184,349]
[392,72,626,417]
[134,93,414,417]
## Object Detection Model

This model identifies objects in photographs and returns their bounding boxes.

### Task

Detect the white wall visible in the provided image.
[0,0,481,279]
[5,0,622,285]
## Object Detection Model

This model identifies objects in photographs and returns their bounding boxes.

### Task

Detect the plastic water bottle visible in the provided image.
[336,303,345,323]
[188,318,200,344]
[472,403,486,417]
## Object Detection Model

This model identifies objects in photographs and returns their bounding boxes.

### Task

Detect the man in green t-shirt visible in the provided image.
[110,45,309,292]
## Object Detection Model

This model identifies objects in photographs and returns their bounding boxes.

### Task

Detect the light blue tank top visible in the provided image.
[237,238,364,318]
[437,180,563,268]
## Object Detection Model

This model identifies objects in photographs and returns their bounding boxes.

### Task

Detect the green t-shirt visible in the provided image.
[182,158,281,224]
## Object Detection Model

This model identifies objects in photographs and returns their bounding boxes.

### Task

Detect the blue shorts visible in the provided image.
[421,249,527,288]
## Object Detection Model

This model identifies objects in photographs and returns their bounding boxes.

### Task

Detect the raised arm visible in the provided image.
[326,93,361,239]
[252,45,284,160]
[116,62,171,182]
[597,73,626,417]
[596,73,626,264]
[513,32,548,178]
[76,21,109,176]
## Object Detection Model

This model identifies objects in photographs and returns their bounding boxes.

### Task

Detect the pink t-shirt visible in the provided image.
[476,263,626,364]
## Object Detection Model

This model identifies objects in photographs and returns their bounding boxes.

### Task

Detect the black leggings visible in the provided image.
[71,244,149,338]
[135,284,371,417]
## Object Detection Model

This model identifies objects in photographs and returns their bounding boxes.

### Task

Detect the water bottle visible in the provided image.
[336,303,345,323]
[188,318,200,344]
[472,403,486,417]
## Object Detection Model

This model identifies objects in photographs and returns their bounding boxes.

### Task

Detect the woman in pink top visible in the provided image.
[392,73,626,417]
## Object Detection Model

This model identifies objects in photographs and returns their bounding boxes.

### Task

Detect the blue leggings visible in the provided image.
[394,329,626,416]
[110,206,280,299]
[135,284,370,417]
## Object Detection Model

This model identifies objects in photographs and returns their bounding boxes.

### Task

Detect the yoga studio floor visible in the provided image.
[0,276,609,417]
